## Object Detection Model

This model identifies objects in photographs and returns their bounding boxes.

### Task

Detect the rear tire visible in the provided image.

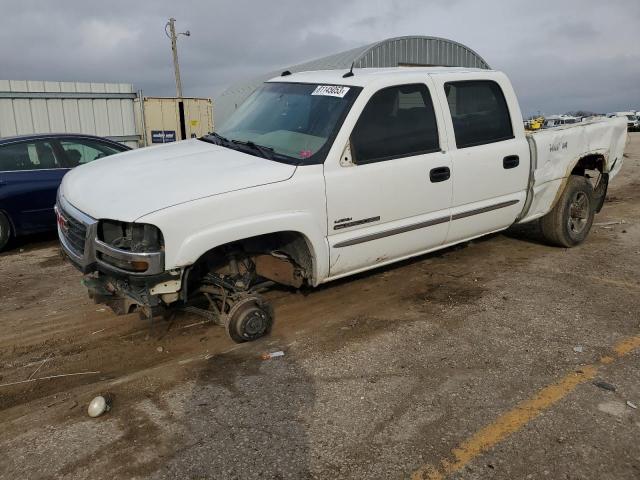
[540,175,595,247]
[0,213,11,252]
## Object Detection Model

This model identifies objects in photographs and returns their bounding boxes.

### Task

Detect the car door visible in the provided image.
[431,76,530,244]
[324,81,452,278]
[0,139,69,234]
[56,137,128,167]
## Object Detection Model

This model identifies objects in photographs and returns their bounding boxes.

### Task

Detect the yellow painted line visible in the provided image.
[599,355,614,364]
[613,336,640,357]
[411,335,640,480]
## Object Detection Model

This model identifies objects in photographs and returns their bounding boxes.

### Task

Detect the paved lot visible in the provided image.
[1,133,639,479]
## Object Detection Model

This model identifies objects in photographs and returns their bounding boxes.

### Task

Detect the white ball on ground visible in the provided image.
[88,395,110,417]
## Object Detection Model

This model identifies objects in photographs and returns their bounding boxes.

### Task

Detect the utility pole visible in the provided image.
[165,18,190,98]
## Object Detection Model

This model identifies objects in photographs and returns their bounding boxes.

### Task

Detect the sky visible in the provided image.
[1,0,639,117]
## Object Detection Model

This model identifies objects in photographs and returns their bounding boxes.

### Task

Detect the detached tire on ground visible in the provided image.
[0,213,11,252]
[540,175,595,247]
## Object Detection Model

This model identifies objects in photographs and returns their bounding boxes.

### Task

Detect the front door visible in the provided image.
[324,81,452,278]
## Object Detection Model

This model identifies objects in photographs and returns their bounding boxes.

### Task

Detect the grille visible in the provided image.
[59,206,87,256]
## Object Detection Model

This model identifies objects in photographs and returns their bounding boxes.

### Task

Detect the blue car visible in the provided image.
[0,133,130,251]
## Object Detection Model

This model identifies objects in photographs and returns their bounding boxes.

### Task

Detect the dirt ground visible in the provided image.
[1,134,639,480]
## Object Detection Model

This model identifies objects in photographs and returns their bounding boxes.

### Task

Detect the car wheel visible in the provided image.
[0,212,11,251]
[540,175,595,247]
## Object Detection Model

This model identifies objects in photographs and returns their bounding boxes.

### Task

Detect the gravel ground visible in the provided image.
[1,133,639,480]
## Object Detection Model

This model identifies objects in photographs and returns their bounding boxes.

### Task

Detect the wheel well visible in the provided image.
[571,154,605,177]
[188,231,315,288]
[569,154,608,212]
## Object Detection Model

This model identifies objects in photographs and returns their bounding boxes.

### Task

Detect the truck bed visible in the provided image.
[518,117,628,223]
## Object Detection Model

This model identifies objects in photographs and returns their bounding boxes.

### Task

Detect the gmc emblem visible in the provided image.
[56,209,69,234]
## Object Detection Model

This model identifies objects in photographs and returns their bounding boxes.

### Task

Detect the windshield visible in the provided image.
[216,82,361,164]
[627,115,635,120]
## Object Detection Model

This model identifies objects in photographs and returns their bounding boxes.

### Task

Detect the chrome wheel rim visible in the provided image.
[568,191,589,234]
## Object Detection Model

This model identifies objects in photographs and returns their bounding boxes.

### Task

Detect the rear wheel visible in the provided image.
[0,213,11,252]
[540,175,595,247]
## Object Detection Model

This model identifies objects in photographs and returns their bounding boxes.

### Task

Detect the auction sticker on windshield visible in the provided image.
[312,85,350,98]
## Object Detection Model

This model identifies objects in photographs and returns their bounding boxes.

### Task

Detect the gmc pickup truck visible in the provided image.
[56,67,628,342]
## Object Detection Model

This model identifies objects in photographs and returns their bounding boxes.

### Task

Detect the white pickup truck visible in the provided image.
[56,67,627,342]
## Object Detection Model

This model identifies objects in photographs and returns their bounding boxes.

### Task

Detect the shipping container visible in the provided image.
[134,97,213,146]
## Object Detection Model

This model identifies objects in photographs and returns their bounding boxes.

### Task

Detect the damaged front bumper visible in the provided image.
[83,271,183,316]
[56,194,182,314]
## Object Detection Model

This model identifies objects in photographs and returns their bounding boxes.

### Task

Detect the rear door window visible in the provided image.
[351,84,440,164]
[59,139,123,167]
[0,140,62,171]
[444,81,513,149]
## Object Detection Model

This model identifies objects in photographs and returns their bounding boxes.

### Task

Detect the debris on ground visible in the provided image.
[573,346,583,353]
[88,394,112,418]
[626,401,638,409]
[28,354,52,379]
[261,351,285,360]
[156,346,164,353]
[0,371,100,388]
[593,380,617,392]
[594,220,626,226]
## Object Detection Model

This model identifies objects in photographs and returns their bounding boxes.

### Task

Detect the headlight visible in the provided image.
[98,220,163,253]
[95,220,164,274]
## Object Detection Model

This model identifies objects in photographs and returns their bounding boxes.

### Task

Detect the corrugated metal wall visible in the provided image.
[0,80,139,148]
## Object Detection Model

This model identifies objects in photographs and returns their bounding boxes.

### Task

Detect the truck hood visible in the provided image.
[61,139,297,221]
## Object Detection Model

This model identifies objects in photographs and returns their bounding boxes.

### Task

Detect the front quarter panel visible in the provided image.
[136,165,329,285]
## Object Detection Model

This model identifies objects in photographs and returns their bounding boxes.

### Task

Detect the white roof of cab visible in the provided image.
[266,67,497,88]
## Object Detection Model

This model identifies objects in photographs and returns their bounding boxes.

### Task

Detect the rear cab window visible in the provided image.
[444,80,513,149]
[351,83,440,164]
[0,140,63,171]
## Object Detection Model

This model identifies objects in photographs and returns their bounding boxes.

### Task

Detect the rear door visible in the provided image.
[0,139,68,233]
[430,75,530,244]
[324,80,452,278]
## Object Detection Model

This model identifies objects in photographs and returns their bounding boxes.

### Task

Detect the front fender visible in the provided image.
[175,211,328,284]
[136,166,329,285]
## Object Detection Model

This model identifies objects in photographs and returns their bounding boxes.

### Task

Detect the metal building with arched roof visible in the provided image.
[215,35,490,123]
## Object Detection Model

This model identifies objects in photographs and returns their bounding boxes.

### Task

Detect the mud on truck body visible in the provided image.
[56,67,628,342]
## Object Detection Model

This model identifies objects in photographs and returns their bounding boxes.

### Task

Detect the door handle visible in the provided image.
[429,166,450,183]
[503,155,519,169]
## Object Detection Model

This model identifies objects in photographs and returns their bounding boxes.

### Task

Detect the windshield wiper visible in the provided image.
[231,139,275,160]
[201,132,232,146]
[201,134,294,163]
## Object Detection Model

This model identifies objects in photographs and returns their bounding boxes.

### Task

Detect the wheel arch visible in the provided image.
[176,226,327,287]
[570,153,606,176]
[546,153,607,213]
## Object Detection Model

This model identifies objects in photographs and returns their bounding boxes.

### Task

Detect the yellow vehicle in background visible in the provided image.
[526,117,544,130]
